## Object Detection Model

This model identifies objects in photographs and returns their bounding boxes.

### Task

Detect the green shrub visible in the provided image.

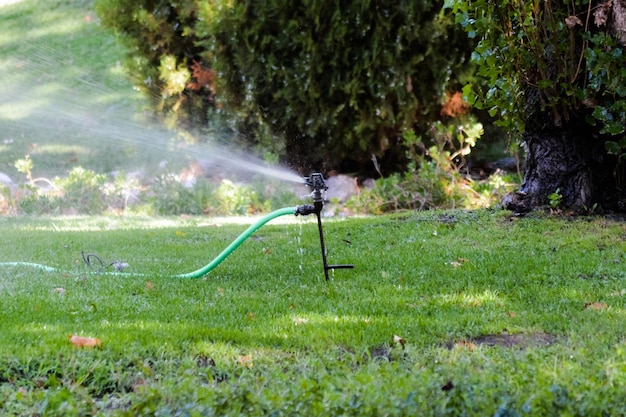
[7,156,302,216]
[95,0,476,173]
[347,116,519,213]
[150,173,213,215]
[95,0,216,130]
[54,167,108,214]
[204,0,475,172]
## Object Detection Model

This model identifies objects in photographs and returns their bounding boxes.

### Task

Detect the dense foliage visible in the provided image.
[95,0,475,174]
[202,1,475,173]
[449,0,626,160]
[95,0,216,129]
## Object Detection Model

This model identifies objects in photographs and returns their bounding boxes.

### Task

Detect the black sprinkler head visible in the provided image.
[303,173,327,204]
[304,173,328,193]
[295,172,354,281]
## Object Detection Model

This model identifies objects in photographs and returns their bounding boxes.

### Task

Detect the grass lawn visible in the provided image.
[1,210,626,415]
[0,0,169,181]
[3,0,626,415]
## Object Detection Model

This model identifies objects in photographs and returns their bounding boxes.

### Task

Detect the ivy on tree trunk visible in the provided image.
[450,0,626,213]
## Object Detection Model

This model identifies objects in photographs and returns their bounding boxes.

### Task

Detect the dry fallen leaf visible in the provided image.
[455,340,476,351]
[584,302,608,311]
[69,335,102,348]
[565,15,583,28]
[238,355,254,368]
[145,281,154,289]
[393,334,406,348]
[594,0,612,27]
[449,257,469,268]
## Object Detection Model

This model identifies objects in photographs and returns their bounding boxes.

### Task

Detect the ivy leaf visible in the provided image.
[600,121,625,136]
[606,141,625,155]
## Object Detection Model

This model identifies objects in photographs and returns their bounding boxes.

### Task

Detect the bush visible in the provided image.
[205,0,475,173]
[346,116,520,213]
[95,0,217,130]
[95,0,476,174]
[3,157,301,216]
[54,167,108,214]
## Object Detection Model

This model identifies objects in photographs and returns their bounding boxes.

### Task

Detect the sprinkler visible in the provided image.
[295,173,354,281]
[0,173,353,281]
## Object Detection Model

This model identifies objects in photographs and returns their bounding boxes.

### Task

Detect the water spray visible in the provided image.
[0,173,353,281]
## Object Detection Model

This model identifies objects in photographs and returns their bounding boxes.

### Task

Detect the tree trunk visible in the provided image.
[503,121,625,213]
[502,0,626,214]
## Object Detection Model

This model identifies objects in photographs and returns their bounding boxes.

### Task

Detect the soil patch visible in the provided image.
[449,332,558,349]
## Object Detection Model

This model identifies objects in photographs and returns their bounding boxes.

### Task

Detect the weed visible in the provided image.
[548,188,563,209]
[347,117,519,213]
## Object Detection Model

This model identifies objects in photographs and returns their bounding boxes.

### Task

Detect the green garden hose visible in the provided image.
[173,206,296,279]
[0,206,297,279]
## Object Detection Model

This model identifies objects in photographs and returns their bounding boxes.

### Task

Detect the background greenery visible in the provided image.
[95,0,478,175]
[0,0,151,178]
[2,2,626,414]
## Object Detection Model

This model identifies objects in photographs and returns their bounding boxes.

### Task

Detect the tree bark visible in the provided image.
[611,0,626,46]
[503,121,625,213]
[502,1,626,214]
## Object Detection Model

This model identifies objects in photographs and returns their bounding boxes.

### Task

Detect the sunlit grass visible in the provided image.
[1,211,626,414]
[0,0,148,179]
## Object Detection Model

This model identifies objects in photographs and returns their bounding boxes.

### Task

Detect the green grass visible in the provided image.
[0,0,166,181]
[3,1,626,415]
[1,211,626,414]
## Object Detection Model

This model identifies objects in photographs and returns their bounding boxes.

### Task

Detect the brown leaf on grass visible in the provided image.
[69,335,102,348]
[449,257,469,268]
[293,317,308,325]
[455,340,476,351]
[145,281,154,289]
[238,355,253,368]
[584,302,607,311]
[393,334,406,348]
[132,377,147,392]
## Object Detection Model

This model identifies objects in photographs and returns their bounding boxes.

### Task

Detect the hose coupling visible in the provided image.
[295,204,317,216]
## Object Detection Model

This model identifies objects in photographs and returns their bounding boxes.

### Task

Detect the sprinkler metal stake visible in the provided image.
[296,173,354,281]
